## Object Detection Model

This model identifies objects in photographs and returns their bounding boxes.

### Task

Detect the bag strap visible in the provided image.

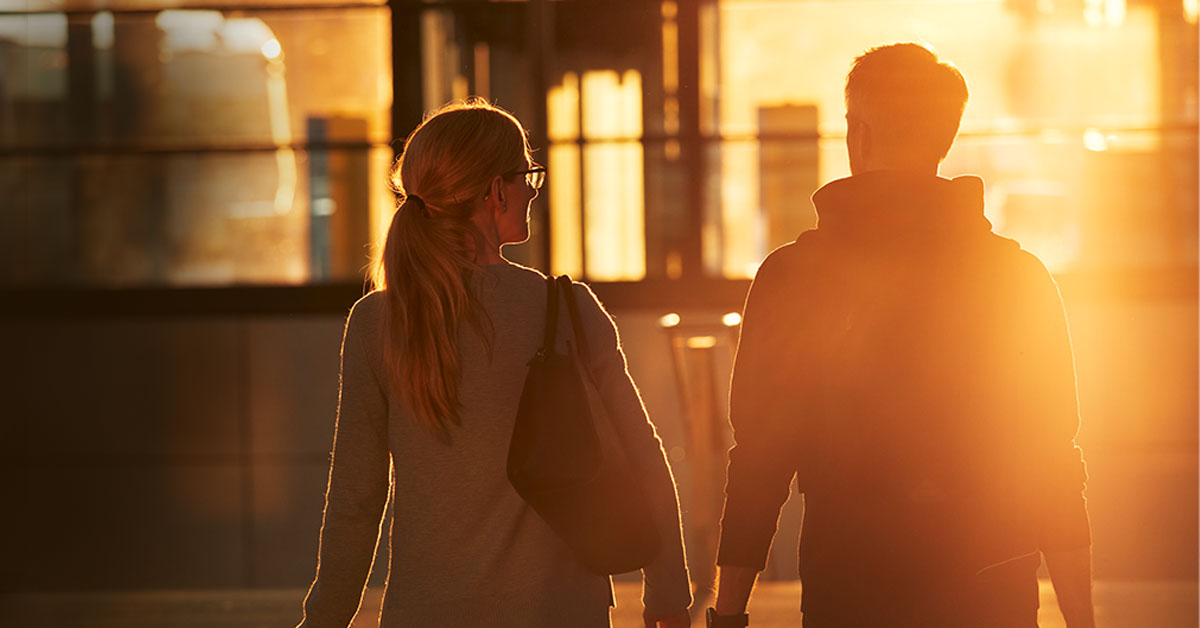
[557,275,591,365]
[531,275,560,365]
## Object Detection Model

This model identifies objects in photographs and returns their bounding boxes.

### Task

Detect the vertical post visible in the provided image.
[66,12,96,281]
[390,1,425,145]
[684,341,722,591]
[530,0,554,273]
[237,323,256,587]
[577,90,588,279]
[675,0,704,279]
[67,12,97,144]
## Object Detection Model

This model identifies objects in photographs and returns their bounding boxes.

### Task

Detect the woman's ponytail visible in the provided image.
[373,101,529,441]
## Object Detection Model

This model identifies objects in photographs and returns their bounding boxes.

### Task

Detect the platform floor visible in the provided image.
[1,580,1195,627]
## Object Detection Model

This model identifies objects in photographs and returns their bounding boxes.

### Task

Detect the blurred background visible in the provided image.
[0,0,1195,625]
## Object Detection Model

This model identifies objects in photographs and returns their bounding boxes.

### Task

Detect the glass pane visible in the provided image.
[0,7,391,149]
[643,138,688,280]
[548,142,583,277]
[545,69,649,281]
[408,1,663,281]
[0,146,393,287]
[549,0,664,138]
[583,140,644,281]
[547,137,687,281]
[706,0,1197,278]
[2,0,384,13]
[416,5,536,130]
[714,0,1196,137]
[945,128,1198,273]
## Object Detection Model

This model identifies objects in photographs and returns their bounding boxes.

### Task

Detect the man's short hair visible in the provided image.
[845,42,969,165]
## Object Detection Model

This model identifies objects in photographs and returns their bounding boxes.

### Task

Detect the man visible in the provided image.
[707,43,1095,628]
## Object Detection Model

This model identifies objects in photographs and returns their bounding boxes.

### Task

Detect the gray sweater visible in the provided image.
[299,261,692,628]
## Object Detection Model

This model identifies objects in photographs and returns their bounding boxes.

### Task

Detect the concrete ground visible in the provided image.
[0,580,1194,627]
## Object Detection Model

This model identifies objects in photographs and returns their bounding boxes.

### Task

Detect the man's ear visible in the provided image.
[851,117,873,162]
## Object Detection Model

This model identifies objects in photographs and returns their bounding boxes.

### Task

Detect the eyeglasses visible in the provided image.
[507,166,547,190]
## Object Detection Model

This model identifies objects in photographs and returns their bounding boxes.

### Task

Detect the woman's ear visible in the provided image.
[485,175,506,208]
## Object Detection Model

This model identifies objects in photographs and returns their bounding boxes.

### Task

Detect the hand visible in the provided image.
[643,608,691,628]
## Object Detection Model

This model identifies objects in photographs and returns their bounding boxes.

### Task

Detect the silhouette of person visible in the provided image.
[707,43,1094,628]
[297,100,691,628]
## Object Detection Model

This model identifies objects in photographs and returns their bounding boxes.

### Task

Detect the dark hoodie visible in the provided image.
[717,171,1090,625]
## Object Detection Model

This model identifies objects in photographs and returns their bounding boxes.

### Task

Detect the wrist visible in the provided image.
[706,607,749,628]
[713,599,747,616]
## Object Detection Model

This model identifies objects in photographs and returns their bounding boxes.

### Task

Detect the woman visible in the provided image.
[297,100,692,628]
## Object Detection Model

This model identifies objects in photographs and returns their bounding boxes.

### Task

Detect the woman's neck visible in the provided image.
[474,248,504,266]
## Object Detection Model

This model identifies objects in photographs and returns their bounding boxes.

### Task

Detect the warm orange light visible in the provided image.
[1083,128,1109,152]
[548,73,583,277]
[92,11,114,50]
[581,70,645,281]
[261,38,282,60]
[548,72,581,141]
[715,1,1161,277]
[659,312,681,328]
[722,312,742,327]
[473,42,490,101]
[686,335,717,349]
[548,144,583,277]
[1084,0,1126,26]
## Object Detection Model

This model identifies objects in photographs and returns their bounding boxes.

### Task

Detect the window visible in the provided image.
[407,1,675,282]
[0,0,393,287]
[3,0,1195,295]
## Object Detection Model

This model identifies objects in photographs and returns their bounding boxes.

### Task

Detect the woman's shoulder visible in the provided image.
[562,279,617,338]
[486,260,549,282]
[477,261,553,300]
[345,290,386,335]
[352,290,386,314]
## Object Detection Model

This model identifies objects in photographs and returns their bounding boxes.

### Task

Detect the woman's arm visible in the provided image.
[297,298,391,628]
[572,283,693,617]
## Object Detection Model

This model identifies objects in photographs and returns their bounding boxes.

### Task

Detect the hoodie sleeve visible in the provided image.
[571,282,693,615]
[1017,255,1091,552]
[716,245,807,570]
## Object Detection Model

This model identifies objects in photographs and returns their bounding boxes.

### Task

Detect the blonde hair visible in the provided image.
[373,99,532,440]
[845,42,969,166]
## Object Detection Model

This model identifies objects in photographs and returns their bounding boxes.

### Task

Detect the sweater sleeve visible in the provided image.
[1019,258,1091,552]
[298,298,391,628]
[716,247,805,571]
[571,282,693,615]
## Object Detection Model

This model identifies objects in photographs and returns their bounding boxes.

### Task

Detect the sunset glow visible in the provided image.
[713,0,1164,276]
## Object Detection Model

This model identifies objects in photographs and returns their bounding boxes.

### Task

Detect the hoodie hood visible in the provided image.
[812,170,994,249]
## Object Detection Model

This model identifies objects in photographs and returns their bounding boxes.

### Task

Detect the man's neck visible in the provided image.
[853,164,939,177]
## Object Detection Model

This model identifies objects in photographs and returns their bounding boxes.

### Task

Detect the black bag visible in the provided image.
[506,275,661,575]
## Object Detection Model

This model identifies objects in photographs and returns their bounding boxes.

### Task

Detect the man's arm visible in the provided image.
[714,244,811,613]
[1044,547,1096,628]
[1018,254,1094,627]
[713,565,760,615]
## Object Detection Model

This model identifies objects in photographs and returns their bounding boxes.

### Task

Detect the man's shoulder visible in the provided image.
[976,232,1057,285]
[755,230,828,279]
